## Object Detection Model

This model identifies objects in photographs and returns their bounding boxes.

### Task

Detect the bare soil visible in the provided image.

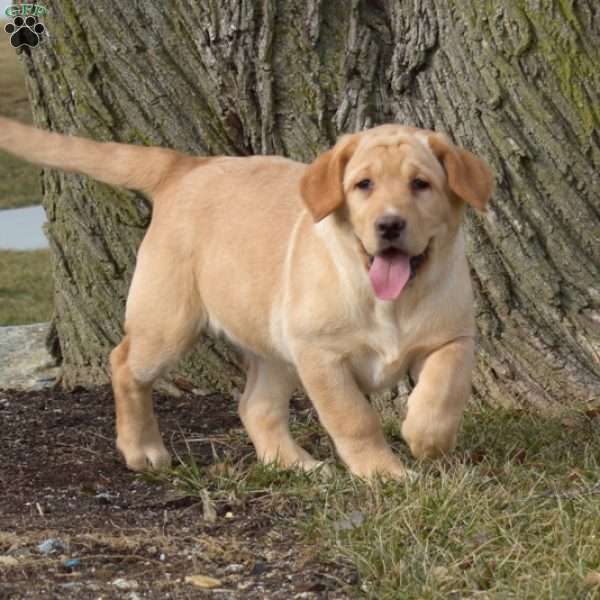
[0,386,356,599]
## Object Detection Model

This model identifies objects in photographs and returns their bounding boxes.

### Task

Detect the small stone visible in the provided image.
[224,563,244,574]
[95,491,115,505]
[225,511,234,519]
[237,580,253,591]
[60,583,82,590]
[37,538,66,555]
[185,575,222,589]
[112,578,139,590]
[336,511,365,531]
[251,561,268,576]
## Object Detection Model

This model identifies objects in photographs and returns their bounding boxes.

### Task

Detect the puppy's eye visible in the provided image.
[411,178,430,192]
[356,179,373,191]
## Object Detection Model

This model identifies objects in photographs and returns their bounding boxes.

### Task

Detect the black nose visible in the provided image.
[375,215,406,241]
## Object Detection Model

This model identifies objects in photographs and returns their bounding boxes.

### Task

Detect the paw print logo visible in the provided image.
[4,15,45,48]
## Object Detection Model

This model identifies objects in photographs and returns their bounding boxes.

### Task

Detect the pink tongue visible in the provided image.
[369,252,411,301]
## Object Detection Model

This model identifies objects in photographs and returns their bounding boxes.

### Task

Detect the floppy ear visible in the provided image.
[300,134,358,222]
[428,133,494,211]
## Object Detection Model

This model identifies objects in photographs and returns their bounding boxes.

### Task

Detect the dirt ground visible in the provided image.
[0,386,356,599]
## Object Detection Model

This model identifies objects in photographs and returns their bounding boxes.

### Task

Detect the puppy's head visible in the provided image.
[300,126,494,301]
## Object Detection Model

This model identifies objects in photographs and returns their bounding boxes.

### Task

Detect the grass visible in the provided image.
[157,400,600,599]
[0,19,41,209]
[0,26,50,325]
[0,249,53,325]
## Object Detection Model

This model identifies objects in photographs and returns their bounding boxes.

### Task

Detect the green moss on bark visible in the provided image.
[20,0,599,405]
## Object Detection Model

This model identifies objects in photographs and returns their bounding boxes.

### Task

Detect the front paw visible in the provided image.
[344,448,412,481]
[401,413,458,459]
[257,443,323,473]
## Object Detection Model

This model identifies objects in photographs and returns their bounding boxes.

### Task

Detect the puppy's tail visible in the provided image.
[0,116,191,198]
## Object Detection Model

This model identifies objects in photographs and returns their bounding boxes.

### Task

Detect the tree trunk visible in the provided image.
[19,0,599,405]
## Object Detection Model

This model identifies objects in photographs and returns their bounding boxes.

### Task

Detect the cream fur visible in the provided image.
[0,117,493,478]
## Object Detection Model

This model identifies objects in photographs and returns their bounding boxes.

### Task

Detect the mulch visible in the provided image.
[0,386,355,599]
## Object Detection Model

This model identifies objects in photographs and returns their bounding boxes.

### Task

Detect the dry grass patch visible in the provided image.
[163,400,600,599]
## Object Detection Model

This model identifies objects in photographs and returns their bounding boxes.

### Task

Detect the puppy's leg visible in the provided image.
[110,319,203,471]
[295,350,408,479]
[239,356,320,471]
[110,337,172,471]
[110,235,205,471]
[402,337,474,459]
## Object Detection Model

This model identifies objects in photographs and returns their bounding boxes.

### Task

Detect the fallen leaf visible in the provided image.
[185,575,221,589]
[584,571,600,586]
[585,407,600,419]
[0,556,18,566]
[459,556,474,570]
[512,448,526,464]
[467,448,486,464]
[173,376,195,392]
[431,566,449,579]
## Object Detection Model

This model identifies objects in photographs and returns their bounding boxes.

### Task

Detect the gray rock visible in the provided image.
[224,563,245,574]
[0,323,59,390]
[113,578,139,590]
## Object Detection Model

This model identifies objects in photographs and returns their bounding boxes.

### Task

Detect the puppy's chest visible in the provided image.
[349,311,417,392]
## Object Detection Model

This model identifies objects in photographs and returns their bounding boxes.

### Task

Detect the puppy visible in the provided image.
[0,118,493,478]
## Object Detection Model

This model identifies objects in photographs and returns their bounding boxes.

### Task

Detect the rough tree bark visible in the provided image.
[17,0,599,406]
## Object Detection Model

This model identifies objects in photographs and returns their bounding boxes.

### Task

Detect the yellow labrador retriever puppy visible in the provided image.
[0,117,493,479]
